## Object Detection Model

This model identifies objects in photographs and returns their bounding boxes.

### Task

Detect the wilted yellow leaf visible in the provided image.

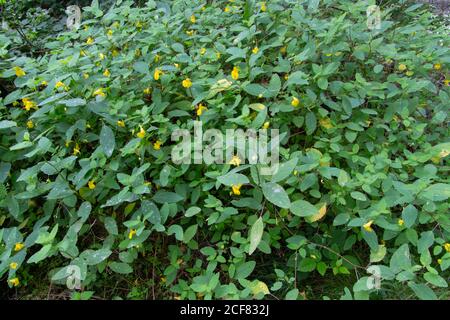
[307,203,327,223]
[251,280,270,296]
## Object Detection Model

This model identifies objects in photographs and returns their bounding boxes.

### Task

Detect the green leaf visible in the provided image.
[235,261,256,279]
[299,257,316,272]
[266,74,281,98]
[27,244,52,264]
[153,191,183,203]
[0,120,17,129]
[217,172,249,186]
[351,191,367,201]
[167,224,184,241]
[421,183,450,201]
[185,206,201,217]
[100,125,115,158]
[271,158,298,183]
[305,112,316,135]
[370,245,387,263]
[401,205,418,228]
[60,98,86,107]
[109,262,133,274]
[290,200,318,217]
[81,249,112,265]
[390,244,411,273]
[261,182,290,208]
[317,77,328,90]
[248,217,264,255]
[316,262,327,276]
[104,217,118,235]
[424,272,448,288]
[408,282,437,300]
[183,224,198,243]
[244,83,266,97]
[285,288,299,300]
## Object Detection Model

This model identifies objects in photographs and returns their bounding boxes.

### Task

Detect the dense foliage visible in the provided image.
[0,0,449,300]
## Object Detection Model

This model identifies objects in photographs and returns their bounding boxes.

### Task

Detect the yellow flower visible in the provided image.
[444,243,450,253]
[231,184,242,195]
[40,80,48,87]
[200,47,207,55]
[280,46,287,54]
[433,63,442,71]
[143,87,152,95]
[26,120,34,129]
[160,277,166,283]
[93,88,106,97]
[112,49,119,57]
[196,103,207,116]
[262,121,270,129]
[99,53,106,60]
[9,278,19,287]
[128,229,137,240]
[291,96,300,107]
[398,219,404,226]
[363,220,374,232]
[107,29,113,37]
[174,63,180,68]
[406,71,414,77]
[284,74,289,80]
[153,140,162,150]
[80,50,87,57]
[231,66,239,80]
[55,81,65,89]
[216,51,221,59]
[444,79,450,86]
[103,69,110,77]
[73,143,81,156]
[137,126,146,139]
[398,64,407,72]
[117,120,125,127]
[86,37,94,45]
[22,98,37,111]
[88,180,96,190]
[261,2,267,12]
[154,68,163,80]
[182,78,192,88]
[186,30,194,36]
[10,262,18,270]
[224,6,230,12]
[252,47,259,54]
[14,66,26,77]
[190,15,196,23]
[14,242,25,252]
[83,73,89,79]
[229,155,241,166]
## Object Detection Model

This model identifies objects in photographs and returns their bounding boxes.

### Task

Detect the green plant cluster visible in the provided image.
[0,0,449,300]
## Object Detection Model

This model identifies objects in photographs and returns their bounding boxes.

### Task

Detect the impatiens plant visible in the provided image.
[0,0,449,300]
